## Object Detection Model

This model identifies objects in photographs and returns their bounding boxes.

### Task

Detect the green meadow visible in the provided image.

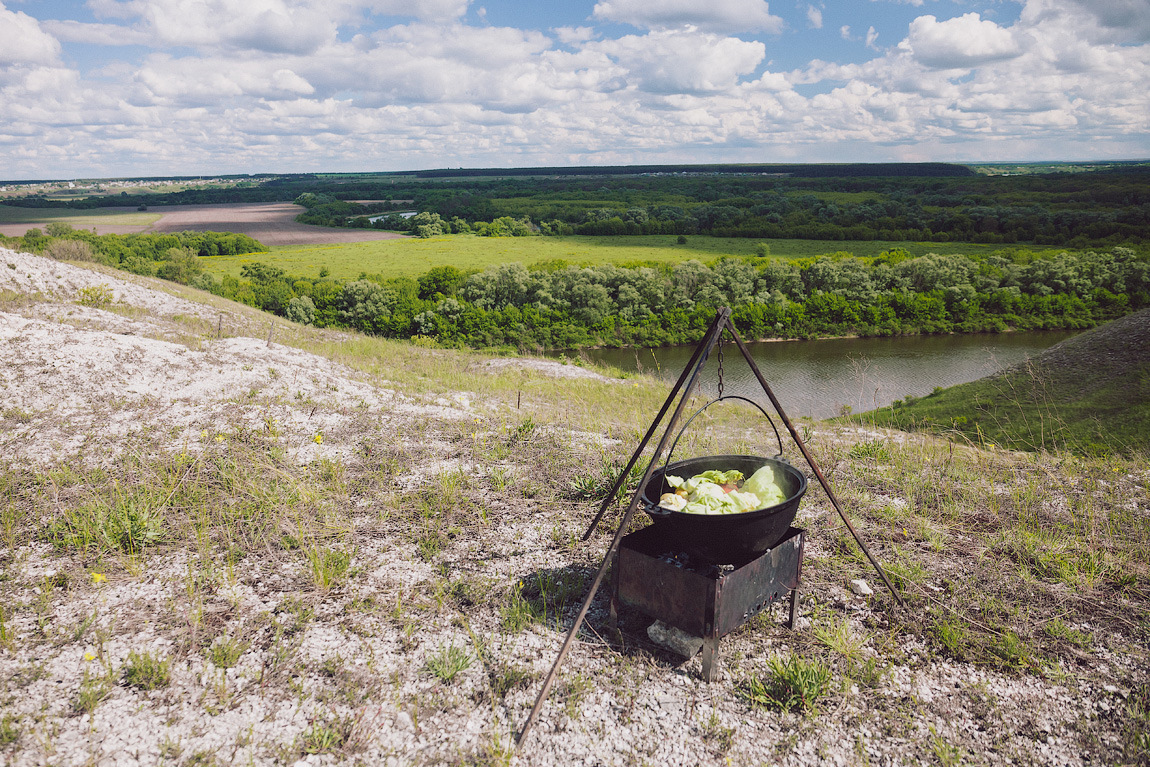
[200,234,1047,281]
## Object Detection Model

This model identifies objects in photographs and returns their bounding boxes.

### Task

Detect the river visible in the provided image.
[576,330,1080,420]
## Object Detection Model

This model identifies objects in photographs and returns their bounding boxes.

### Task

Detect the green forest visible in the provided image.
[5,163,1149,248]
[4,224,1146,351]
[3,163,1148,351]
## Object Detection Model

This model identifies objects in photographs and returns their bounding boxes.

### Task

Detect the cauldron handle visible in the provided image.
[663,394,785,472]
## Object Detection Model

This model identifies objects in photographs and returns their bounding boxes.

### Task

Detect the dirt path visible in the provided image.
[0,203,407,247]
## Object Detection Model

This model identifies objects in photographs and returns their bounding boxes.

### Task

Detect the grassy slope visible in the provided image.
[200,233,1053,281]
[2,255,1149,765]
[855,309,1150,455]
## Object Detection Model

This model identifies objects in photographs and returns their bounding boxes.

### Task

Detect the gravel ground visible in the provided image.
[1,249,1147,767]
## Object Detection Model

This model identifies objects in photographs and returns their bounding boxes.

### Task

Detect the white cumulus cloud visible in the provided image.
[592,0,784,34]
[0,2,62,66]
[83,0,340,54]
[41,20,152,46]
[903,13,1022,69]
[1,0,1148,177]
[590,30,766,94]
[363,0,472,21]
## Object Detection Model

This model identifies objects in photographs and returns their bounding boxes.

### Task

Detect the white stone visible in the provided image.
[850,579,874,596]
[646,621,703,658]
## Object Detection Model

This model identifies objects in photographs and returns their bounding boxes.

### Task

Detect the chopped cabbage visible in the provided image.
[657,465,788,515]
[695,469,744,485]
[741,464,787,508]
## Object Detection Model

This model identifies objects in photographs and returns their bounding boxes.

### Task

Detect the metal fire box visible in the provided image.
[610,525,805,681]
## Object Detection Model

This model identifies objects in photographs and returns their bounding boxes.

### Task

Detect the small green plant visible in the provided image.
[813,615,870,659]
[987,630,1030,670]
[559,674,593,720]
[122,650,171,690]
[73,668,111,714]
[299,718,350,755]
[0,604,11,652]
[502,416,538,446]
[848,439,889,461]
[76,284,114,308]
[208,635,247,670]
[500,588,534,633]
[425,641,472,682]
[416,528,447,561]
[307,546,352,591]
[567,452,646,502]
[184,749,218,767]
[0,714,20,746]
[929,726,965,766]
[158,736,182,761]
[487,663,536,700]
[276,596,314,634]
[509,568,588,627]
[47,494,165,554]
[739,653,832,714]
[1042,617,1092,648]
[885,549,928,589]
[700,710,736,754]
[848,656,889,689]
[932,617,968,659]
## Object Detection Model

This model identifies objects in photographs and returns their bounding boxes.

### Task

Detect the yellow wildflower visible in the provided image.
[92,573,106,584]
[313,434,323,444]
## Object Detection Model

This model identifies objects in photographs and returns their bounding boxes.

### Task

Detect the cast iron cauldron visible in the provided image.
[641,454,807,564]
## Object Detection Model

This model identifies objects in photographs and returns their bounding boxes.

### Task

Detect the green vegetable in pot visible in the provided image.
[658,465,786,515]
[741,464,787,508]
[695,469,744,486]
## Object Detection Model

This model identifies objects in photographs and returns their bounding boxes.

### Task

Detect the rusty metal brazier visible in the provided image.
[641,453,807,564]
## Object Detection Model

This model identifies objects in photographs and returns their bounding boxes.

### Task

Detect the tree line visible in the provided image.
[7,225,1147,350]
[5,164,1147,249]
[178,246,1150,350]
[2,224,263,283]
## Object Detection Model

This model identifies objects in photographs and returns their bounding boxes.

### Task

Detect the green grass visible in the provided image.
[0,267,1145,763]
[425,642,472,682]
[199,234,1044,282]
[122,650,172,690]
[850,310,1150,456]
[738,653,832,714]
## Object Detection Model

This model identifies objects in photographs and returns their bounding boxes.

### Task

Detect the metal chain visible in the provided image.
[716,332,725,397]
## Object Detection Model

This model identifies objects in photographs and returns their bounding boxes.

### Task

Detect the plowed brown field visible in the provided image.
[0,202,405,246]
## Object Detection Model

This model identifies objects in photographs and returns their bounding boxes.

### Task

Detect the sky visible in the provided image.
[1,0,1148,179]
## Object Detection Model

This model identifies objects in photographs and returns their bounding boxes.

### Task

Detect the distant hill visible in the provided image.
[858,310,1150,455]
[388,162,977,179]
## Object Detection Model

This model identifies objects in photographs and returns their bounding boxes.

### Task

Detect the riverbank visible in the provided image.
[1,249,1147,766]
[854,308,1150,456]
[576,329,1080,420]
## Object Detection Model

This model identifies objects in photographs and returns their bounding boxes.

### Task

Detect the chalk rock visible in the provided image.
[647,620,703,658]
[850,579,874,596]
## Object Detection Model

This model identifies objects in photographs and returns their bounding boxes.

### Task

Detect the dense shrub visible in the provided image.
[187,247,1150,350]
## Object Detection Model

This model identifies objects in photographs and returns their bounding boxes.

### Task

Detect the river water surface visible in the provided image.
[578,330,1080,420]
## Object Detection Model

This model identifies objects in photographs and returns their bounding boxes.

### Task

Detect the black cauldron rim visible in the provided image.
[639,453,807,563]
